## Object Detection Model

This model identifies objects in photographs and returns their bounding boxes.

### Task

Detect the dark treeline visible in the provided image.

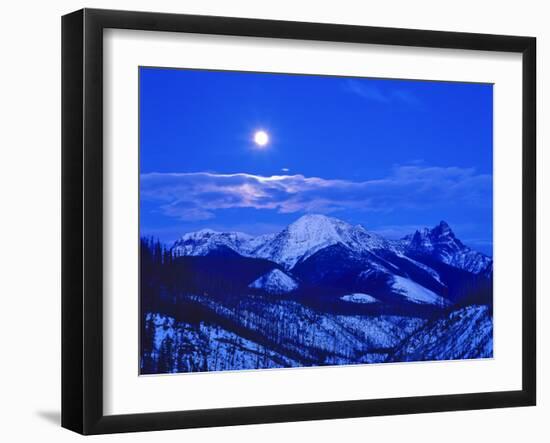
[141,237,281,307]
[141,237,287,324]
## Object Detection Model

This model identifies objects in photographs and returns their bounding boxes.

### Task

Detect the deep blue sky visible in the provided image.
[140,67,493,255]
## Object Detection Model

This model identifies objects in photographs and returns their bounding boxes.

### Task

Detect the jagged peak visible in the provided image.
[407,221,454,240]
[431,220,455,237]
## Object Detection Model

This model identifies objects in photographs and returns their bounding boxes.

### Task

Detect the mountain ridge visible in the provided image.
[171,214,491,276]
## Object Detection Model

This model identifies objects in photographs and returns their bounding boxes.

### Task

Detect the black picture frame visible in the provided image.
[62,8,536,435]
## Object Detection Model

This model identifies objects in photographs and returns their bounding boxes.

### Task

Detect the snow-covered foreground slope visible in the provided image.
[140,292,492,373]
[185,293,425,364]
[141,313,299,373]
[386,305,493,362]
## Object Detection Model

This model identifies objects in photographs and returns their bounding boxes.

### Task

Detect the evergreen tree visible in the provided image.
[157,336,174,373]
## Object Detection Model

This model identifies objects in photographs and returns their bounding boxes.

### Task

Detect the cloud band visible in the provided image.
[141,166,492,221]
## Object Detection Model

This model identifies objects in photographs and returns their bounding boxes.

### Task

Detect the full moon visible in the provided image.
[253,130,269,147]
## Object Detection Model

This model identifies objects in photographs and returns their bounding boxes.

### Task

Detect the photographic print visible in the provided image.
[139,67,493,375]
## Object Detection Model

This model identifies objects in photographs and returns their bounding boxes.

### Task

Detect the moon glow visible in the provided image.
[253,130,269,147]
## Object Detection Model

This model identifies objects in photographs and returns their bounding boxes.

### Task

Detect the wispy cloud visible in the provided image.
[344,79,422,107]
[141,165,492,221]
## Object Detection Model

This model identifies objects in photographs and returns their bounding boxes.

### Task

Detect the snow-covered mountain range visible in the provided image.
[172,214,489,274]
[140,214,493,374]
[170,214,491,306]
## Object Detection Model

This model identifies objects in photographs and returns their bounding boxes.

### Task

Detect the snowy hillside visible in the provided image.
[386,305,493,362]
[141,294,427,373]
[141,312,299,373]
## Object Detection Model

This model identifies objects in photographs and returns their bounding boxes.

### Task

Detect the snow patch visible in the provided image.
[398,254,445,285]
[392,275,450,306]
[249,269,299,294]
[341,293,379,304]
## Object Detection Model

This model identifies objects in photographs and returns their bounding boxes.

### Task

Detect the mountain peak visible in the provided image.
[290,213,345,227]
[409,221,455,242]
[292,214,371,233]
[254,214,352,269]
[194,228,219,236]
[287,214,357,238]
[403,221,490,274]
[253,214,388,269]
[409,221,458,248]
[432,220,454,237]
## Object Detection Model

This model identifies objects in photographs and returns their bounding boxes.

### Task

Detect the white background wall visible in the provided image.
[0,0,546,441]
